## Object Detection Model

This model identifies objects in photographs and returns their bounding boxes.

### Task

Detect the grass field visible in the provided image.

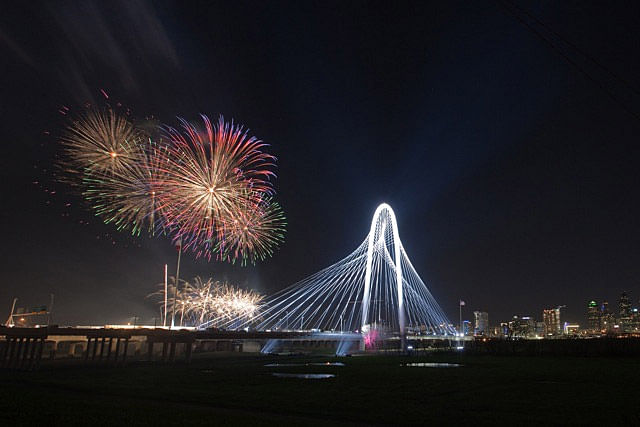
[1,352,639,426]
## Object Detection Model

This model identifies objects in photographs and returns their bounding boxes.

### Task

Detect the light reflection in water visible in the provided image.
[272,373,335,379]
[401,362,462,368]
[265,362,345,367]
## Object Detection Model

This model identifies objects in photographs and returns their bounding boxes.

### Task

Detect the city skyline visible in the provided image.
[457,290,640,337]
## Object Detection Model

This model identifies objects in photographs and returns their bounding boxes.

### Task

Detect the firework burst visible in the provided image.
[151,277,264,328]
[157,115,277,258]
[83,140,170,235]
[60,108,144,177]
[218,195,287,265]
[55,104,286,264]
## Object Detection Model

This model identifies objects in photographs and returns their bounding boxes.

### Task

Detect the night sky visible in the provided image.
[1,1,639,326]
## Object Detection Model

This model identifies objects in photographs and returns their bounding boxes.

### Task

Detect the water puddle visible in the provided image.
[272,373,335,379]
[265,362,345,367]
[401,363,462,368]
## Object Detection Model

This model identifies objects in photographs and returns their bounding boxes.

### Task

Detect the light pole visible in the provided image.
[48,294,54,326]
[163,264,168,327]
[459,300,465,337]
[171,240,182,329]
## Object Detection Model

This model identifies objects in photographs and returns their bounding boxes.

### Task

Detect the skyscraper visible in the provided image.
[543,307,562,336]
[463,320,473,336]
[601,301,614,332]
[587,300,600,332]
[619,292,632,332]
[509,315,536,338]
[631,308,640,332]
[473,311,489,336]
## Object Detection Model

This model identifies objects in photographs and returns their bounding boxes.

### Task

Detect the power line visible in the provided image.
[497,0,640,122]
[508,0,640,97]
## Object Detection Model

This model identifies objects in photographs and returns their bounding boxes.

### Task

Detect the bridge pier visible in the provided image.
[122,338,129,363]
[1,330,47,370]
[99,337,106,361]
[106,337,113,361]
[2,327,308,369]
[169,341,176,362]
[27,338,37,369]
[20,338,31,369]
[92,337,98,360]
[185,341,192,362]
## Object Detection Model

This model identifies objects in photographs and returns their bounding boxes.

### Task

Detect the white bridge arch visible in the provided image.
[206,203,455,339]
[362,203,404,339]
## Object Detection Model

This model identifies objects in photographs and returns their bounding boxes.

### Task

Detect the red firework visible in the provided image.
[156,115,277,259]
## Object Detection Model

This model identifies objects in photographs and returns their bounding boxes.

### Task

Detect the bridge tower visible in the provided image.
[362,203,406,350]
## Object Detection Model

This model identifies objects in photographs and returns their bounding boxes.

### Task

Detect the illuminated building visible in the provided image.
[463,320,473,336]
[535,321,545,337]
[543,307,562,336]
[473,311,489,336]
[632,308,640,332]
[564,324,580,335]
[498,323,509,337]
[586,300,600,332]
[509,315,535,338]
[600,301,615,332]
[619,292,632,332]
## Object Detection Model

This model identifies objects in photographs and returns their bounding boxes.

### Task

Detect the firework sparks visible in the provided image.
[55,104,286,264]
[218,195,287,265]
[83,140,170,235]
[151,277,264,329]
[157,115,277,259]
[60,108,144,177]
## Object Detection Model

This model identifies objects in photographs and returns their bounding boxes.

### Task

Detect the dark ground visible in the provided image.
[1,353,639,426]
